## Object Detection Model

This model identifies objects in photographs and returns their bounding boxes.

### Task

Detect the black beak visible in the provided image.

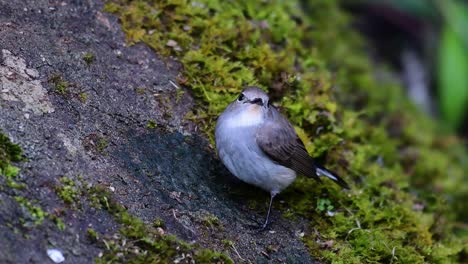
[249,98,264,106]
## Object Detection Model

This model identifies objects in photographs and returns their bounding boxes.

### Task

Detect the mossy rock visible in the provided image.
[105,0,468,262]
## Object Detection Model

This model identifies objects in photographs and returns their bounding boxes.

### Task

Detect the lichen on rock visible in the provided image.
[0,49,55,115]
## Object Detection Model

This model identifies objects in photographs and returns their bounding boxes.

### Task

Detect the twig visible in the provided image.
[231,244,245,262]
[390,246,396,264]
[169,80,180,89]
[345,227,361,240]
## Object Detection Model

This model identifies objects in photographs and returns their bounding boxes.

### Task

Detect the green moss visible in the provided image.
[0,132,23,172]
[55,176,82,206]
[85,185,232,263]
[96,138,108,153]
[135,87,146,95]
[1,164,25,190]
[49,74,69,95]
[146,120,157,129]
[79,92,88,103]
[53,216,66,231]
[194,249,232,263]
[105,0,468,262]
[53,178,231,262]
[0,133,25,189]
[87,228,99,242]
[0,134,68,232]
[222,239,234,247]
[202,214,222,229]
[0,134,47,227]
[83,52,95,65]
[152,218,164,228]
[316,198,334,213]
[175,88,184,103]
[14,196,47,226]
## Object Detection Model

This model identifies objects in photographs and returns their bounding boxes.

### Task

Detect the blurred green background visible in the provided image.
[343,0,468,136]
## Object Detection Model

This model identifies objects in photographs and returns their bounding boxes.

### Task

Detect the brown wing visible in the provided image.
[256,108,321,182]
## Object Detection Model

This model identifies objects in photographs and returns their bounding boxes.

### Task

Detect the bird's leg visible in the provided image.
[260,192,277,230]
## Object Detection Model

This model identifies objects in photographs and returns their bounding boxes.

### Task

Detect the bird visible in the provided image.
[215,86,349,229]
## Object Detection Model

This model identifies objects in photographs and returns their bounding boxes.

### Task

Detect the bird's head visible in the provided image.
[232,86,270,110]
[222,86,271,127]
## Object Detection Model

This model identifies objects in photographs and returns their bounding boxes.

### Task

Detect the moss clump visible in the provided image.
[2,167,25,190]
[146,120,157,129]
[222,239,234,248]
[53,216,66,231]
[135,87,146,95]
[316,198,334,213]
[83,52,95,65]
[14,196,47,226]
[201,214,222,230]
[79,92,88,103]
[152,218,164,228]
[87,185,232,263]
[105,0,468,262]
[0,132,23,173]
[96,138,108,153]
[48,74,69,95]
[52,176,231,262]
[55,176,82,206]
[87,228,99,242]
[0,133,25,189]
[0,133,47,227]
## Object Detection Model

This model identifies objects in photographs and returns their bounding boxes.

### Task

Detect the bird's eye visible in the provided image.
[238,93,245,101]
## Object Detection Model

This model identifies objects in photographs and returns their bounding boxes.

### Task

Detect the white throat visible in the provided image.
[225,109,264,128]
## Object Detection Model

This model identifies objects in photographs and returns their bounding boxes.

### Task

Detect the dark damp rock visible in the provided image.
[0,0,313,263]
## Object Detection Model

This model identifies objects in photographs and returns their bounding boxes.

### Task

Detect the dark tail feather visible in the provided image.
[316,165,349,189]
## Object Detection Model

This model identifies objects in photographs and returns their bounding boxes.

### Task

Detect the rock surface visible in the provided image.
[0,0,312,263]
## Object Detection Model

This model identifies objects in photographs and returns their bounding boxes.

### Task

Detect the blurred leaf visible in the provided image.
[438,26,468,129]
[437,0,468,51]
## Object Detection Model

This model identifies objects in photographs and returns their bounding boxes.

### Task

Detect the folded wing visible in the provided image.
[256,107,321,182]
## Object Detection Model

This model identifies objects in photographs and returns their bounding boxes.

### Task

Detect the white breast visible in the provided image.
[224,107,264,128]
[216,109,297,193]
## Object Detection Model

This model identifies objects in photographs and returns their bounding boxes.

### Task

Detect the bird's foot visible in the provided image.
[246,220,271,233]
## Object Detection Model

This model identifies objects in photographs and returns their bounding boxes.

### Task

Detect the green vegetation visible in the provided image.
[105,0,468,262]
[53,176,232,263]
[96,138,108,153]
[14,196,47,226]
[0,132,23,177]
[1,133,52,228]
[87,185,233,263]
[135,87,146,95]
[87,228,99,242]
[380,0,468,130]
[53,216,66,231]
[152,218,164,228]
[0,133,25,189]
[201,213,222,229]
[56,176,82,206]
[316,198,334,213]
[48,74,69,95]
[147,119,157,129]
[79,92,88,103]
[83,52,95,65]
[0,135,24,188]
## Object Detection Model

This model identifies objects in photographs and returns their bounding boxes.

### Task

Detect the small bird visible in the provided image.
[215,86,349,229]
